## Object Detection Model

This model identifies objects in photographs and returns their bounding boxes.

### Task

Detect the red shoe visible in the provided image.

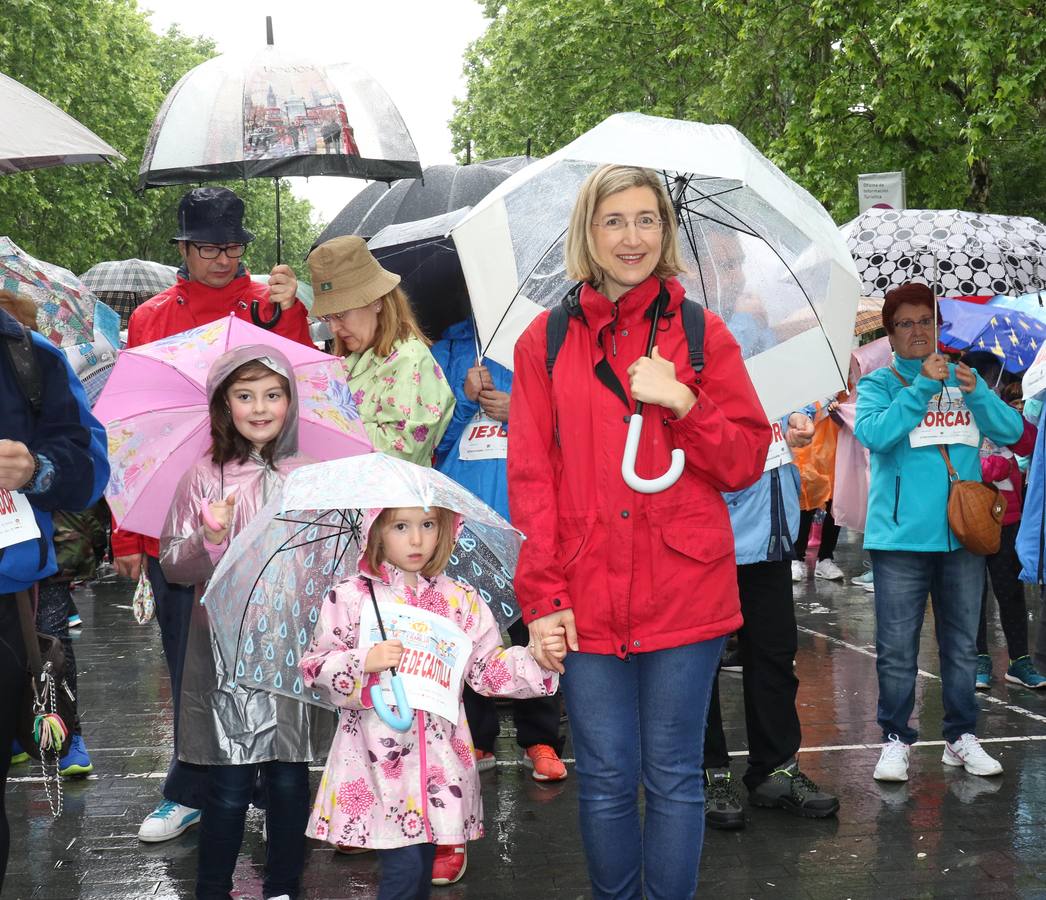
[523,744,568,782]
[474,749,496,772]
[431,843,467,885]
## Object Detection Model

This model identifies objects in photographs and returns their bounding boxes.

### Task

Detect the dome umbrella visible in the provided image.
[138,16,421,324]
[79,258,178,329]
[312,157,527,245]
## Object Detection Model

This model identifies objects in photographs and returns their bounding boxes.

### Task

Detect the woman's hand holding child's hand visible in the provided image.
[531,627,567,666]
[364,640,404,673]
[203,494,236,544]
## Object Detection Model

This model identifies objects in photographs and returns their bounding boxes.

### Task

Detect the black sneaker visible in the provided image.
[720,649,742,673]
[748,759,839,819]
[705,767,745,830]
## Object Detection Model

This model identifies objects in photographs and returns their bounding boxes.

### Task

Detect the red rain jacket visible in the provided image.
[111,270,312,560]
[508,276,770,658]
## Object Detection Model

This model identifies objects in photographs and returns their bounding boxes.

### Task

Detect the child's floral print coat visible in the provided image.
[342,336,455,465]
[301,566,558,849]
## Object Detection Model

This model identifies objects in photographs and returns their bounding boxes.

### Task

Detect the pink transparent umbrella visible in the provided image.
[96,312,371,537]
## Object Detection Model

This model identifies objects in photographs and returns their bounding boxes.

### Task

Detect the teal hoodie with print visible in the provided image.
[855,353,1023,552]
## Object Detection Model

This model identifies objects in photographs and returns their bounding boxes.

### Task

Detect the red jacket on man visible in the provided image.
[508,275,770,658]
[111,269,312,559]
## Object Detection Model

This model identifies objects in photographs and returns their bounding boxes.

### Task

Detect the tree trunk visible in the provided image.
[966,157,991,212]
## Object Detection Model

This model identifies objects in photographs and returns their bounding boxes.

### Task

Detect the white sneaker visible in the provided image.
[873,735,910,782]
[791,560,805,582]
[138,800,201,842]
[942,733,1003,776]
[266,896,291,900]
[814,558,845,580]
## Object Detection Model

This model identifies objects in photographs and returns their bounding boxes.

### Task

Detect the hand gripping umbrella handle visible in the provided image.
[250,299,282,330]
[621,412,686,493]
[200,502,223,532]
[370,674,414,732]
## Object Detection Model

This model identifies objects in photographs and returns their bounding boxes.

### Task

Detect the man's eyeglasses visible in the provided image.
[893,315,935,332]
[190,242,246,259]
[591,214,664,232]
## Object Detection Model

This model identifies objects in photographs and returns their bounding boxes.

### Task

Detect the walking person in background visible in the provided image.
[792,399,845,582]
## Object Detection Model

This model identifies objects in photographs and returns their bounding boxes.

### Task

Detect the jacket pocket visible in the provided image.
[661,524,735,564]
[893,474,901,525]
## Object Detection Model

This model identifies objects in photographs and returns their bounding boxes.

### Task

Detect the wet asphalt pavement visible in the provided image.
[6,531,1046,899]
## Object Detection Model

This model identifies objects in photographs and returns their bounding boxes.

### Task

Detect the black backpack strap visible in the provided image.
[679,298,706,376]
[3,325,43,417]
[545,283,586,379]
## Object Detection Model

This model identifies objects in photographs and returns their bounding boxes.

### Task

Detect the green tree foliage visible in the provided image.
[0,0,322,276]
[452,0,1046,221]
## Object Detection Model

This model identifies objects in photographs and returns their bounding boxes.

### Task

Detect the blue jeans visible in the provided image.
[377,843,436,900]
[195,761,310,900]
[563,638,724,900]
[148,556,209,809]
[871,549,984,744]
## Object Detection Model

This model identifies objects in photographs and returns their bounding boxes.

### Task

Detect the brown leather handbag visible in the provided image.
[889,366,1006,555]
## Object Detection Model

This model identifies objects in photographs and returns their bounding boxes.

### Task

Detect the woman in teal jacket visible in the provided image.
[855,282,1023,785]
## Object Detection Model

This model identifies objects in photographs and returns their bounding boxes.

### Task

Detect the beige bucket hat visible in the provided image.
[308,235,401,317]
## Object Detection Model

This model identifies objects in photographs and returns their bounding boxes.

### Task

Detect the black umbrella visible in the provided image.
[313,157,530,245]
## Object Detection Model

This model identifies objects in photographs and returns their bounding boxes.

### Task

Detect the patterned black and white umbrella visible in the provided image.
[841,208,1046,298]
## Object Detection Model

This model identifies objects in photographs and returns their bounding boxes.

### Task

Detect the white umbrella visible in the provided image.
[0,72,123,174]
[451,112,860,421]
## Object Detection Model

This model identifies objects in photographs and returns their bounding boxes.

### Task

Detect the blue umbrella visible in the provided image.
[938,298,1046,373]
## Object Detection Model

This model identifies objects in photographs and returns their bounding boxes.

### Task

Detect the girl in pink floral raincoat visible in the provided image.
[300,505,563,898]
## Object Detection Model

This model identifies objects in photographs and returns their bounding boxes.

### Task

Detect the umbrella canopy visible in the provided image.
[63,299,121,407]
[79,258,177,297]
[451,112,860,420]
[200,453,524,707]
[0,71,123,174]
[96,313,372,537]
[313,158,527,244]
[938,297,1046,373]
[0,237,100,347]
[139,32,420,188]
[842,208,1046,298]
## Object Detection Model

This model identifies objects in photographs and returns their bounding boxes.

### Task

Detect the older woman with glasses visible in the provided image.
[508,164,770,899]
[308,235,454,465]
[855,281,1024,785]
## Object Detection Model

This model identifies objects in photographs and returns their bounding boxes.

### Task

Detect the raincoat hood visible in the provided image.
[206,344,300,460]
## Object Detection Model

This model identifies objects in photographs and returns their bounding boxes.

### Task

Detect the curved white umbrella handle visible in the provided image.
[621,413,685,493]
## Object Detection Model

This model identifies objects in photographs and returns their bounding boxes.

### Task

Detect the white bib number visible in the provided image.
[908,387,980,448]
[763,420,794,472]
[0,489,41,550]
[458,412,508,461]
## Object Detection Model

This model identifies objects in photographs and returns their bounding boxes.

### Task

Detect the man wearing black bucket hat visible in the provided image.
[112,186,312,844]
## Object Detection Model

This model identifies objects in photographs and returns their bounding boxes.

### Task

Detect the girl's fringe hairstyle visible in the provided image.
[366,506,457,579]
[333,285,429,359]
[564,164,685,287]
[208,360,291,466]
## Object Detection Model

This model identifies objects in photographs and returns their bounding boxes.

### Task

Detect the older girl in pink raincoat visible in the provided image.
[300,505,562,898]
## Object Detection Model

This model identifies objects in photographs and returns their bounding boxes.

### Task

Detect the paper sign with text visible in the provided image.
[0,489,41,550]
[359,601,473,723]
[909,387,980,448]
[763,420,794,472]
[458,411,508,461]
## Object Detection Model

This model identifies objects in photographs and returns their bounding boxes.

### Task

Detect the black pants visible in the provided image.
[978,522,1029,659]
[36,579,79,733]
[462,619,563,754]
[377,843,436,900]
[148,556,209,809]
[0,596,28,892]
[794,502,839,561]
[703,561,801,790]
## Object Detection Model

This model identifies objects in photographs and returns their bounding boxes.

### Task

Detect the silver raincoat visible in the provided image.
[160,344,334,765]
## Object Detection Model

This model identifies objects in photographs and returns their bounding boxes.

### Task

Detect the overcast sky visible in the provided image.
[142,0,489,222]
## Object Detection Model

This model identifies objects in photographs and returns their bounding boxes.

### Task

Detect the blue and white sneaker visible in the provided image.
[59,734,93,776]
[851,568,875,592]
[975,654,992,691]
[138,800,201,842]
[1005,656,1046,689]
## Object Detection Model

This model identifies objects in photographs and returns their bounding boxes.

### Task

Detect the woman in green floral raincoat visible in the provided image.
[308,236,455,465]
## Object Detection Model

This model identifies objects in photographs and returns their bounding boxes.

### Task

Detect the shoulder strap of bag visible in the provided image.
[678,298,706,376]
[2,326,43,418]
[890,365,959,482]
[15,589,45,678]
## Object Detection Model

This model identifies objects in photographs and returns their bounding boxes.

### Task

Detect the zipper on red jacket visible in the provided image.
[417,711,434,842]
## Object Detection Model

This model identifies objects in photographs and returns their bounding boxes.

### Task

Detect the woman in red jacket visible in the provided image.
[508,165,770,899]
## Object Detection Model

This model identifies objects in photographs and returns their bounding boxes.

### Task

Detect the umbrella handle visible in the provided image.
[251,299,282,330]
[621,413,685,494]
[369,673,414,732]
[200,502,223,532]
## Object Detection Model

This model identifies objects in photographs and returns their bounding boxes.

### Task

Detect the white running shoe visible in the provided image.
[873,735,910,782]
[138,800,201,842]
[942,733,1003,776]
[791,560,805,582]
[814,558,845,580]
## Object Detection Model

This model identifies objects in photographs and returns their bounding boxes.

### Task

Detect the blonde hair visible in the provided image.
[564,165,685,287]
[334,285,429,359]
[0,289,39,330]
[366,506,457,579]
